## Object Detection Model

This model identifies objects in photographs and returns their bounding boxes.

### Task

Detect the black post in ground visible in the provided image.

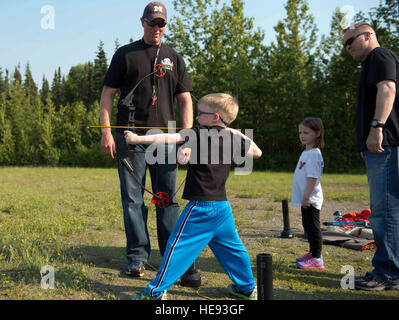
[281,199,294,238]
[257,253,273,300]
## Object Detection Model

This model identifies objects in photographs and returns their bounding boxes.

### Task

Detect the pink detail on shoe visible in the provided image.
[296,253,312,263]
[297,257,325,269]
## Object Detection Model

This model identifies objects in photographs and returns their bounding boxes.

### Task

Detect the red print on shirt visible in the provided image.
[299,161,306,170]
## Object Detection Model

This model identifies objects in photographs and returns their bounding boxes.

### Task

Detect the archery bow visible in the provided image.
[120,157,171,209]
[92,46,192,208]
[116,61,173,208]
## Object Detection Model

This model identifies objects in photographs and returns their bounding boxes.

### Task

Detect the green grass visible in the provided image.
[0,167,397,300]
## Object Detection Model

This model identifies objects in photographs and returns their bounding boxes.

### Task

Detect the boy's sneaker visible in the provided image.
[296,252,313,263]
[297,256,325,269]
[132,290,167,300]
[126,261,145,277]
[228,284,257,300]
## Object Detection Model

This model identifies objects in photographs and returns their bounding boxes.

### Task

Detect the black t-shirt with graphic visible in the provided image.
[182,126,250,201]
[356,47,399,152]
[103,39,192,132]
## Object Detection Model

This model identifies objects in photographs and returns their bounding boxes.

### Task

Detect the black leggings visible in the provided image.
[301,205,322,258]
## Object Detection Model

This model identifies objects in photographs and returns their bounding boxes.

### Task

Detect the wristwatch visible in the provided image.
[370,120,385,128]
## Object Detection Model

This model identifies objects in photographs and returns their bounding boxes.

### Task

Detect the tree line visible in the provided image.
[0,0,398,171]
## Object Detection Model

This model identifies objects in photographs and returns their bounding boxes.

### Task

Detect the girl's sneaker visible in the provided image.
[297,256,325,269]
[296,252,313,263]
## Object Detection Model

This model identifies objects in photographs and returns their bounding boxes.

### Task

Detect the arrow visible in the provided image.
[88,126,183,130]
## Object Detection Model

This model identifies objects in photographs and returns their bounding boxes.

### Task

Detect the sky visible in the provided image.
[0,0,381,87]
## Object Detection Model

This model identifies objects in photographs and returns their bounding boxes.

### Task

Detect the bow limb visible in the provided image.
[120,157,161,200]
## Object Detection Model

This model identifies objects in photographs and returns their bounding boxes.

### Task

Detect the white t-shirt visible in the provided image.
[291,148,324,210]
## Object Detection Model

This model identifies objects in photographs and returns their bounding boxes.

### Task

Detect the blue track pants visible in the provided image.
[144,200,255,297]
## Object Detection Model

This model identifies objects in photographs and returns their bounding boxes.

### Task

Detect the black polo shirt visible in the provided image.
[103,39,192,132]
[356,47,399,152]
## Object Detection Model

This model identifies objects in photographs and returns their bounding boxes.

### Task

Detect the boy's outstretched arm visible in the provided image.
[226,128,263,159]
[124,131,184,146]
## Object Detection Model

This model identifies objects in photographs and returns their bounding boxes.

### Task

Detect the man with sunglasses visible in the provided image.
[343,23,399,291]
[100,1,201,287]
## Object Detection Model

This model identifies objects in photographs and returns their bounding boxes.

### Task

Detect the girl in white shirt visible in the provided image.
[292,118,325,269]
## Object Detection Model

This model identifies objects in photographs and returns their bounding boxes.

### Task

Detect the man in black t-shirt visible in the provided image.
[343,23,399,291]
[99,1,199,285]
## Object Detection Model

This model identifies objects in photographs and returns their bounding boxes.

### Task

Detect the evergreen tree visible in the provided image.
[85,62,96,107]
[13,65,22,87]
[54,101,86,166]
[23,62,38,107]
[37,95,60,165]
[3,69,10,99]
[51,67,63,110]
[114,38,121,52]
[40,76,50,106]
[7,80,31,164]
[94,40,108,100]
[0,68,4,94]
[0,92,15,164]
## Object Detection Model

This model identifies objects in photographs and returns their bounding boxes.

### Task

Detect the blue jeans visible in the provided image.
[116,132,180,264]
[363,146,399,281]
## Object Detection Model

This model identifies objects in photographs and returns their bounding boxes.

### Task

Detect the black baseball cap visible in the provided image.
[142,1,167,22]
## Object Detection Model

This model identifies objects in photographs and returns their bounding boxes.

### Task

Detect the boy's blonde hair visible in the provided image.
[198,93,239,125]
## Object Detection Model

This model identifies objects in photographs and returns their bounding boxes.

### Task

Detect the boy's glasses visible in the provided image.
[197,111,216,117]
[145,19,167,28]
[197,111,228,126]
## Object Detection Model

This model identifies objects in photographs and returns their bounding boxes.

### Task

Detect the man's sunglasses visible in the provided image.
[343,32,368,48]
[145,19,167,28]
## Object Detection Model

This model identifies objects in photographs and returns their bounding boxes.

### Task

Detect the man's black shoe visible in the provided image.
[388,278,399,290]
[355,272,390,291]
[126,261,145,277]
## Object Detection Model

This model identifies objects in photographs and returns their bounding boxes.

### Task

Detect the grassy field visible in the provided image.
[0,166,398,300]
